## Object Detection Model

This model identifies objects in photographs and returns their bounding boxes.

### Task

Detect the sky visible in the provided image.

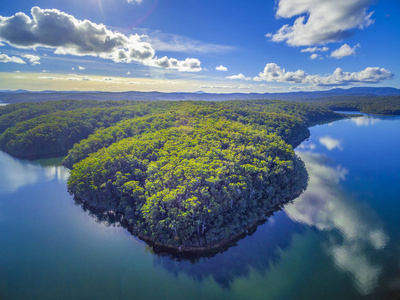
[0,0,399,93]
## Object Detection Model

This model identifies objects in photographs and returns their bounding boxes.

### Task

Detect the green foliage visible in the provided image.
[306,96,400,115]
[0,98,347,250]
[0,99,143,133]
[0,101,175,158]
[68,120,308,247]
[63,99,341,167]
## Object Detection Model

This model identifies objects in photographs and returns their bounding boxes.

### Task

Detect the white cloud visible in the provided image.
[0,52,25,64]
[255,63,393,87]
[200,84,252,90]
[78,66,85,70]
[201,85,234,89]
[268,0,375,46]
[301,47,329,53]
[149,57,201,72]
[256,63,306,83]
[226,73,252,81]
[22,54,40,65]
[0,7,201,72]
[330,43,360,59]
[238,84,253,89]
[127,0,143,4]
[309,53,320,60]
[126,71,131,75]
[319,136,343,150]
[216,65,228,71]
[141,30,235,54]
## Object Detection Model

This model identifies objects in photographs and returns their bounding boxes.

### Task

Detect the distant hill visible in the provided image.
[0,87,399,104]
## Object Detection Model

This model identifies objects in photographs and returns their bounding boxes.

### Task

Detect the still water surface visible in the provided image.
[0,114,399,299]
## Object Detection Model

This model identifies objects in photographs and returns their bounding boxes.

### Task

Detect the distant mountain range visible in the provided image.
[1,87,399,104]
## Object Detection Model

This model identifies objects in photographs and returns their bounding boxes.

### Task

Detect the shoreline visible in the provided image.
[76,188,305,259]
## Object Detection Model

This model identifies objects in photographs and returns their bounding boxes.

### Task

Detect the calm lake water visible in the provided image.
[1,114,399,300]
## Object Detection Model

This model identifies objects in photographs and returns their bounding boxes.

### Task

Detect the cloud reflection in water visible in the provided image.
[319,136,343,151]
[0,152,69,194]
[285,151,388,295]
[351,116,380,127]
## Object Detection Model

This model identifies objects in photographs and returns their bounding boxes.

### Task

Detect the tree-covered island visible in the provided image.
[0,99,348,253]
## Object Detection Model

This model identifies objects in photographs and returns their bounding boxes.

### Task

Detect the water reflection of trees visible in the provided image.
[74,199,124,228]
[152,213,303,288]
[74,196,304,288]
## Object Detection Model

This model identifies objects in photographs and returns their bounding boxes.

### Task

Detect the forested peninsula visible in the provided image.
[0,99,350,253]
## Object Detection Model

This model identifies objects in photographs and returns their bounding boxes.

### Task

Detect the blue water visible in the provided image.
[0,114,399,299]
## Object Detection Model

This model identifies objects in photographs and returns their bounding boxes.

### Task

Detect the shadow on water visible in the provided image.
[74,197,305,289]
[151,212,304,289]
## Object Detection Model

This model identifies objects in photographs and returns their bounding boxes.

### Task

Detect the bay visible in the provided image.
[0,113,399,299]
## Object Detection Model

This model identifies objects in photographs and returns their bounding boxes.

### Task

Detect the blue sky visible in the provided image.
[0,0,399,92]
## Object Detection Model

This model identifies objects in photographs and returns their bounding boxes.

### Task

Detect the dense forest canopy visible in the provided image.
[0,99,339,160]
[68,120,308,248]
[304,95,400,115]
[2,95,396,252]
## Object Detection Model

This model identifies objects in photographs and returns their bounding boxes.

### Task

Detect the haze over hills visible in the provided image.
[0,87,399,104]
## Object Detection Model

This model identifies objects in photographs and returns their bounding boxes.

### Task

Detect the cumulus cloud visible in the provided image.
[0,52,25,64]
[22,54,40,65]
[309,53,320,60]
[226,73,252,81]
[330,43,360,59]
[301,46,329,53]
[255,63,306,83]
[78,66,85,70]
[148,57,201,72]
[268,0,375,46]
[0,7,201,72]
[216,65,228,71]
[127,0,143,4]
[255,63,393,87]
